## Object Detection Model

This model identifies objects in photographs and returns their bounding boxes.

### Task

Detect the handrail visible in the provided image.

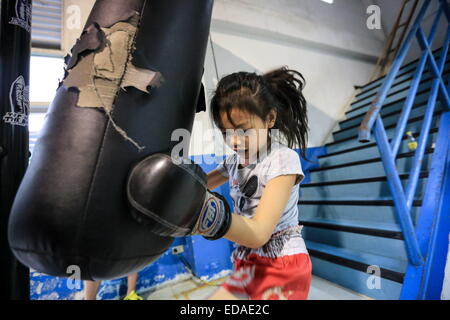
[392,0,420,69]
[358,0,430,143]
[405,39,449,210]
[357,0,450,267]
[390,9,443,158]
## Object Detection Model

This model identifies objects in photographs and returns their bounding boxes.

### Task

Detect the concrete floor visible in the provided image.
[144,275,372,300]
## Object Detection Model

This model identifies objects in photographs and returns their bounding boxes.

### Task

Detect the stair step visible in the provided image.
[302,171,428,187]
[313,148,433,172]
[320,130,437,167]
[303,221,408,261]
[325,110,442,153]
[306,240,406,283]
[300,173,428,201]
[356,58,448,103]
[306,241,404,299]
[309,148,433,181]
[333,101,440,143]
[339,87,437,131]
[354,47,445,99]
[319,128,437,161]
[298,203,421,226]
[348,67,449,114]
[299,218,403,239]
[299,199,422,206]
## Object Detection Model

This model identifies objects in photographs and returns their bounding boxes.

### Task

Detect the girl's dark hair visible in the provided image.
[210,66,310,161]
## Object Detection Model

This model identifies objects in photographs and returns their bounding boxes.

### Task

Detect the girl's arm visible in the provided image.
[223,174,297,249]
[207,169,228,190]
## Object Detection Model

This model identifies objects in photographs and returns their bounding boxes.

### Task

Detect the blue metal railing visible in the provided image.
[358,0,450,267]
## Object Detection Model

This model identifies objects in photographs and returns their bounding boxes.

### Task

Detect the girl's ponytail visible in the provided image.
[263,67,309,161]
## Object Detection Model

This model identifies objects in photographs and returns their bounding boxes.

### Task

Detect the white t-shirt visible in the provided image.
[216,141,308,259]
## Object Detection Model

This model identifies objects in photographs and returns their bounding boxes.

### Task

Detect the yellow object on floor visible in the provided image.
[406,131,418,151]
[124,290,143,300]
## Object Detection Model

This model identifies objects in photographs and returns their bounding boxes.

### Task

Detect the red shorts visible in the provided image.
[221,253,312,300]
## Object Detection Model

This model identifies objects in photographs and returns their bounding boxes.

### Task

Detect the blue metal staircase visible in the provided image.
[299,0,450,300]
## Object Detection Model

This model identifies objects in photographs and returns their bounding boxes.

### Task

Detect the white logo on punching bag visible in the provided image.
[3,75,30,127]
[9,0,32,33]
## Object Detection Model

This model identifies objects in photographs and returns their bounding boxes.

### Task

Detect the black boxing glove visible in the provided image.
[126,153,232,240]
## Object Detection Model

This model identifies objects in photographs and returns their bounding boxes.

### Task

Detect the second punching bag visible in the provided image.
[8,0,213,280]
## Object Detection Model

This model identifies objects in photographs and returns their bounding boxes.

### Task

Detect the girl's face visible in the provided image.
[219,108,276,165]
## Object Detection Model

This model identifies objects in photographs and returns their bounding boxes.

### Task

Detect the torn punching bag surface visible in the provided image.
[8,0,214,280]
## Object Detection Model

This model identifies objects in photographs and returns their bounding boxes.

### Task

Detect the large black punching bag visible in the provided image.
[8,0,213,280]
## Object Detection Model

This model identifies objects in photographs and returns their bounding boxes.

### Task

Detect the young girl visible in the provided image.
[206,67,312,300]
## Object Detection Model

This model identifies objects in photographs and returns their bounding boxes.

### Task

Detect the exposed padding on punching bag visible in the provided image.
[8,0,214,281]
